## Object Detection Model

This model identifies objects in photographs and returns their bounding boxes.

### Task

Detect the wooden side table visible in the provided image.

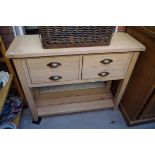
[6,32,145,123]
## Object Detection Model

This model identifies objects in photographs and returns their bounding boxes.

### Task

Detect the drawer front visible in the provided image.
[83,53,132,69]
[26,56,80,72]
[82,68,126,80]
[29,71,79,83]
[26,56,80,83]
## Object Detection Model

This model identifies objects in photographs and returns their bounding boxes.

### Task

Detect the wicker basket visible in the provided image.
[39,26,115,49]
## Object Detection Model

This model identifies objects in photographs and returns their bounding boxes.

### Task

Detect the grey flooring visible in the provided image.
[19,109,155,129]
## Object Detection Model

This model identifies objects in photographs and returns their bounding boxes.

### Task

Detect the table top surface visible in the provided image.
[6,32,145,58]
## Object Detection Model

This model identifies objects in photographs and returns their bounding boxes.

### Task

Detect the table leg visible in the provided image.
[113,52,140,110]
[13,59,39,121]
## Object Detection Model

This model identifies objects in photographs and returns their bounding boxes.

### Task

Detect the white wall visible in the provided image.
[12,26,25,36]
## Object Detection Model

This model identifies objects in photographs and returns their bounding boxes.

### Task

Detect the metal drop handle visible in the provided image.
[47,62,61,68]
[100,59,113,64]
[98,72,110,77]
[49,76,62,81]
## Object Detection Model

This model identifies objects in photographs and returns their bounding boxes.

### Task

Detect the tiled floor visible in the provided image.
[19,109,155,129]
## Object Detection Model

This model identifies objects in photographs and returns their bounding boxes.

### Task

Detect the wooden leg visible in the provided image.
[106,81,112,92]
[33,88,40,100]
[113,52,140,110]
[13,59,38,121]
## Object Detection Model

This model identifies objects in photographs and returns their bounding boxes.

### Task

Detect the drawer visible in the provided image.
[26,56,80,72]
[83,53,132,69]
[26,56,80,83]
[28,71,79,83]
[82,68,126,80]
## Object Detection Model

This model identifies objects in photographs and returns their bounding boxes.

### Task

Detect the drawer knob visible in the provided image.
[100,59,113,64]
[98,72,110,77]
[49,76,62,81]
[47,62,61,68]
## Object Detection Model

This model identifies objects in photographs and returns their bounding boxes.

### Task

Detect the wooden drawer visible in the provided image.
[28,71,79,83]
[83,53,132,69]
[26,56,80,72]
[82,67,126,80]
[26,56,80,83]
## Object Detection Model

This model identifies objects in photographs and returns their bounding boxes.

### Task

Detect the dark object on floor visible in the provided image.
[40,26,115,49]
[0,96,23,124]
[32,117,42,125]
[111,120,115,124]
[120,26,155,126]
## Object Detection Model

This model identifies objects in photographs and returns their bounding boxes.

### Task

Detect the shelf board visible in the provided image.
[37,99,114,117]
[36,84,114,116]
[36,85,111,107]
[0,74,13,113]
[39,81,106,94]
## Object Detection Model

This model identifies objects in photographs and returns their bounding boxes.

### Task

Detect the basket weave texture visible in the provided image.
[40,26,115,49]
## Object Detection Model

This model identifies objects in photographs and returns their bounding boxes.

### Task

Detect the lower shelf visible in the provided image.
[35,82,114,117]
[38,99,114,116]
